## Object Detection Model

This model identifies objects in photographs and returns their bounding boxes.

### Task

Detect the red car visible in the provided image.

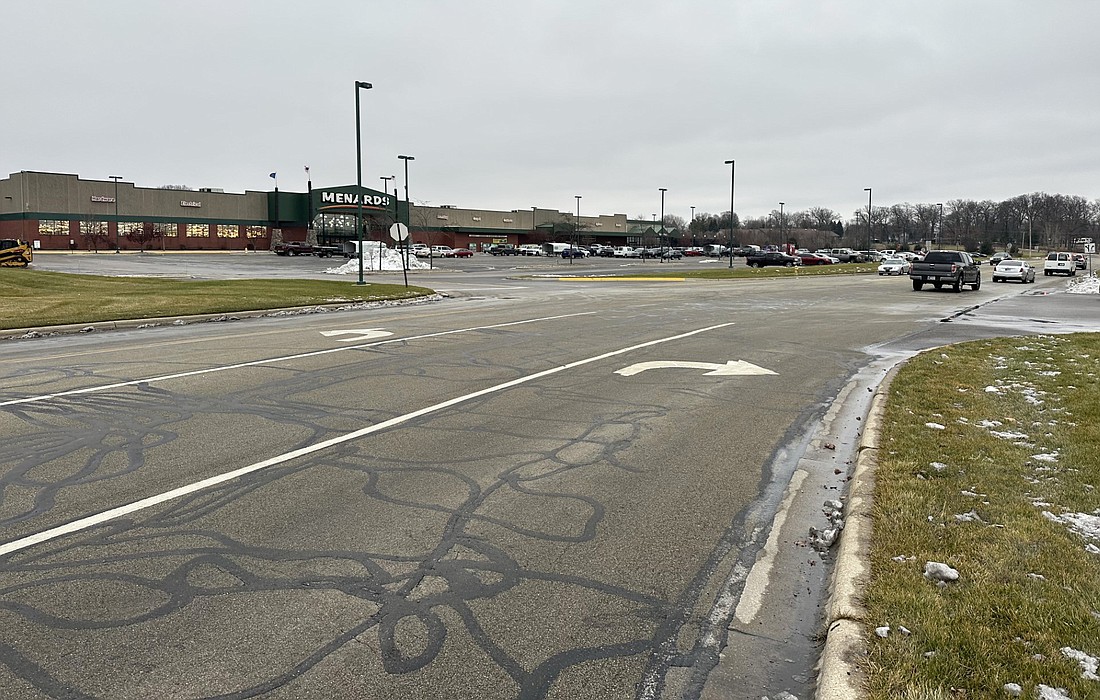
[445,248,474,258]
[798,253,834,265]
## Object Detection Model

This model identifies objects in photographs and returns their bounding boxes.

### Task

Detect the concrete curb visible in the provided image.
[815,366,901,700]
[0,294,443,342]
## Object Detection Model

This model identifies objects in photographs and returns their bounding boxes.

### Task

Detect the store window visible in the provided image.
[38,220,69,236]
[154,222,177,238]
[245,226,267,239]
[79,221,107,237]
[186,223,209,238]
[217,224,239,238]
[118,221,144,237]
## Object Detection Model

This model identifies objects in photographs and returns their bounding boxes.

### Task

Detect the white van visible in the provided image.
[1044,251,1076,276]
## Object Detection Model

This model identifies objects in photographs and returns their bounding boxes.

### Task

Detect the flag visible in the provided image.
[304,166,310,174]
[269,172,277,179]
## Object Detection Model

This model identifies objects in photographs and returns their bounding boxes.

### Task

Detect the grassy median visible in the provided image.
[864,333,1100,698]
[0,269,434,330]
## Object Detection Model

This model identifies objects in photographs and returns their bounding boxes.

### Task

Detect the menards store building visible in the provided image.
[0,171,666,253]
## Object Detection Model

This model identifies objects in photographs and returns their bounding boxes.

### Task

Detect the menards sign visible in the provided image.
[319,190,391,209]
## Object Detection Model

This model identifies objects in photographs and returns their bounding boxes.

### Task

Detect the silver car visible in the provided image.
[992,259,1036,283]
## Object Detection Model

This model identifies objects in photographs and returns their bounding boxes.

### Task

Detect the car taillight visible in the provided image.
[950,264,958,273]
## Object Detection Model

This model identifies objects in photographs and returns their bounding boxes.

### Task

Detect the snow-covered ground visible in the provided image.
[1066,274,1099,295]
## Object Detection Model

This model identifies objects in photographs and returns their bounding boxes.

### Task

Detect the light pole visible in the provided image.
[109,175,122,253]
[573,195,581,265]
[690,205,695,247]
[938,202,945,250]
[398,155,415,270]
[354,80,373,286]
[779,202,785,246]
[724,160,735,268]
[864,188,873,253]
[659,188,667,262]
[378,175,394,273]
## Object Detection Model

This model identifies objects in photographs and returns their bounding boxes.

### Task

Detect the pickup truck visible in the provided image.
[272,241,314,256]
[909,250,981,291]
[487,244,520,255]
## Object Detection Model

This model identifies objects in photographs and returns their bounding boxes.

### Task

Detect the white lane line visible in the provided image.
[0,322,733,557]
[733,468,808,623]
[0,312,595,407]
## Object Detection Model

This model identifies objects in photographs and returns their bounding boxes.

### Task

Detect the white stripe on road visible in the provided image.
[0,312,595,407]
[0,322,734,557]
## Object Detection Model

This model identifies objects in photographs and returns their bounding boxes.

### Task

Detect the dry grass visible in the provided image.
[0,269,433,329]
[864,334,1100,698]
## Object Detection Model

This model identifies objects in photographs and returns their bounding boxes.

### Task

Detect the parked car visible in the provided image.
[430,246,454,257]
[877,257,912,275]
[1043,251,1076,276]
[612,246,639,258]
[746,251,802,268]
[661,249,684,259]
[560,246,589,258]
[683,247,706,256]
[487,244,520,256]
[1073,253,1087,269]
[518,244,543,256]
[798,253,834,266]
[988,252,1013,266]
[445,248,474,258]
[992,259,1036,283]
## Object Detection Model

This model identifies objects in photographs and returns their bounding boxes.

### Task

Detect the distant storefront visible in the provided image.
[0,170,661,252]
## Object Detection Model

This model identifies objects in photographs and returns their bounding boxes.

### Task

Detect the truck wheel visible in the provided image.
[785,261,794,267]
[953,279,962,292]
[933,282,942,289]
[912,279,924,291]
[971,277,981,291]
[1045,270,1051,276]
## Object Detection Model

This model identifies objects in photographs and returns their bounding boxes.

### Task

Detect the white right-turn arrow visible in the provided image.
[614,360,777,377]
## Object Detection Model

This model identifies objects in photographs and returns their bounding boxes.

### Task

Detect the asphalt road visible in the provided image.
[2,253,1097,699]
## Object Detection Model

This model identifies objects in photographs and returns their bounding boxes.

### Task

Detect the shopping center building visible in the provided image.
[0,171,675,252]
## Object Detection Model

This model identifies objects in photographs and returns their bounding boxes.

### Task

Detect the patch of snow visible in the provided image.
[978,419,1003,428]
[1062,647,1099,681]
[925,422,946,430]
[1032,453,1060,463]
[923,561,959,583]
[955,510,984,523]
[1066,275,1100,295]
[991,430,1031,440]
[930,462,948,472]
[1042,511,1100,542]
[324,250,430,274]
[875,626,890,638]
[1003,683,1022,698]
[1037,685,1072,700]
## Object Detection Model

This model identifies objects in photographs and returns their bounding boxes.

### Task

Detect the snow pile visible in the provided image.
[324,249,430,274]
[1066,274,1100,295]
[1043,510,1100,543]
[1062,647,1099,681]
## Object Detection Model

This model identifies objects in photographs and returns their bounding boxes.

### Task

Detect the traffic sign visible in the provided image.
[389,223,409,241]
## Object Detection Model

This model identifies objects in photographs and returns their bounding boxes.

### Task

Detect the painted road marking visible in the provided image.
[319,328,394,342]
[614,360,777,377]
[0,312,595,408]
[0,322,734,557]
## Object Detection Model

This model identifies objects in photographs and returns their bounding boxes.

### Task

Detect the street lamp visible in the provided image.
[724,160,735,268]
[779,202,785,245]
[354,80,373,286]
[864,188,873,253]
[934,202,942,247]
[572,195,581,265]
[398,155,415,270]
[937,202,945,249]
[109,175,122,253]
[659,188,667,262]
[690,205,695,247]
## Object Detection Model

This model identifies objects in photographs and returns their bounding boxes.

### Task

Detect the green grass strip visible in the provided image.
[864,333,1100,698]
[0,269,434,330]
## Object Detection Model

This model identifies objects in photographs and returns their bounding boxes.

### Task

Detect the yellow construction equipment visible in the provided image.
[0,239,33,267]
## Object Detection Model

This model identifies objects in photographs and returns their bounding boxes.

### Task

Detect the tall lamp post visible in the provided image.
[658,187,667,262]
[933,202,942,247]
[690,205,695,247]
[572,195,581,265]
[938,202,945,250]
[724,160,735,268]
[398,156,415,270]
[779,202,785,246]
[864,188,873,253]
[354,80,373,286]
[109,175,122,253]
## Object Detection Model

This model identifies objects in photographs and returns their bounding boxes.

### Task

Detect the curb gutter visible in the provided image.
[815,366,900,699]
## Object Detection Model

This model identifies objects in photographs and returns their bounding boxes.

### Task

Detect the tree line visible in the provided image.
[685,192,1098,252]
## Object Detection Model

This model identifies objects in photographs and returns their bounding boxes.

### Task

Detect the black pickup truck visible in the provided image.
[909,250,981,292]
[745,251,802,268]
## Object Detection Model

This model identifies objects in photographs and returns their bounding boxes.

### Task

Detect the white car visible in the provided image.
[877,257,912,275]
[612,246,640,258]
[518,244,543,256]
[992,259,1036,283]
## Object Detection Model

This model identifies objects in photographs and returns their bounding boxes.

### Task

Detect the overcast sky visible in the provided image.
[6,1,1099,223]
